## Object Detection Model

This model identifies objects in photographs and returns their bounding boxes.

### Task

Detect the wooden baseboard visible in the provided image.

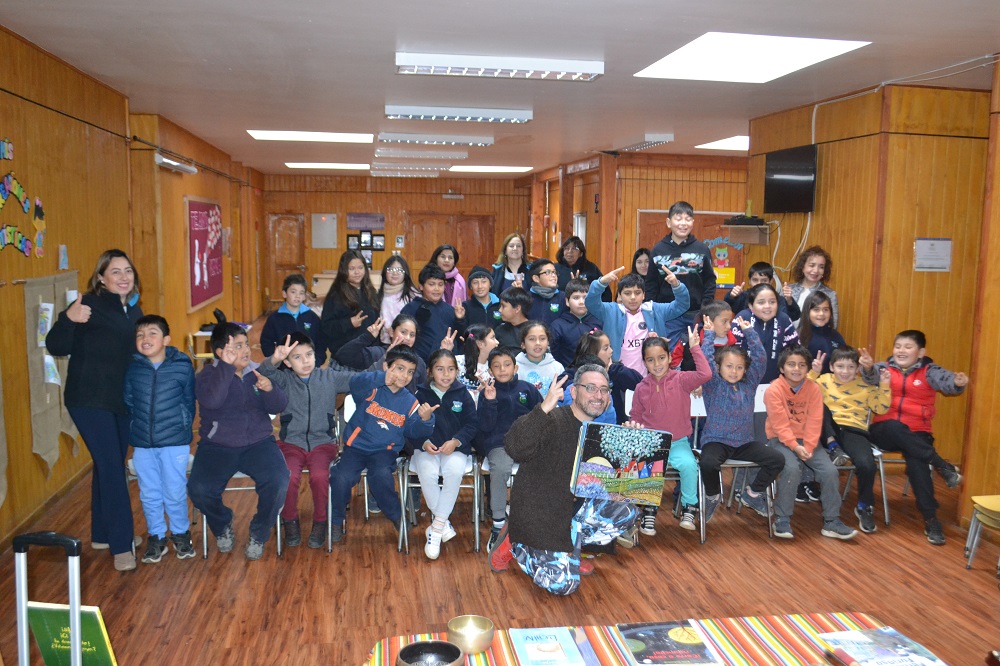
[0,462,93,553]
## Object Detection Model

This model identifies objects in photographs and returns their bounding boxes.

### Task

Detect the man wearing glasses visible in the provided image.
[488,364,641,595]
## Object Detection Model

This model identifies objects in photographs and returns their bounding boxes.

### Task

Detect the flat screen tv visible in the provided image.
[764,144,817,214]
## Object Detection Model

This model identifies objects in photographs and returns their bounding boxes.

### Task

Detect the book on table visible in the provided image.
[817,626,946,666]
[614,620,724,665]
[570,421,672,506]
[509,626,587,666]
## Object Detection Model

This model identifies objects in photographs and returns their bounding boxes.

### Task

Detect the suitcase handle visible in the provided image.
[13,531,81,557]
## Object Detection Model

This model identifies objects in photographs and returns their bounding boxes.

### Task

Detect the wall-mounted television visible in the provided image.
[763,144,817,214]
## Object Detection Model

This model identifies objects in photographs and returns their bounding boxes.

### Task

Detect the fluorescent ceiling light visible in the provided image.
[248,130,373,143]
[617,133,674,152]
[378,132,493,147]
[385,105,532,124]
[396,52,603,81]
[696,135,750,151]
[371,170,441,178]
[449,165,532,173]
[634,32,869,83]
[371,162,449,171]
[285,162,370,170]
[374,147,468,160]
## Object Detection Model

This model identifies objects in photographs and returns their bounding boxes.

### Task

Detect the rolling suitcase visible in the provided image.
[14,531,83,666]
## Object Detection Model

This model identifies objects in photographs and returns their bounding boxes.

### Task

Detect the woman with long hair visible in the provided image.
[490,232,527,296]
[320,249,379,355]
[376,254,419,344]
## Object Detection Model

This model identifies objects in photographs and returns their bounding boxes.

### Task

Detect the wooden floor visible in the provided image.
[0,468,997,665]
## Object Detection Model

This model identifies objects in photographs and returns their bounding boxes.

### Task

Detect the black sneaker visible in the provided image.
[283,519,302,547]
[795,483,809,503]
[703,494,722,525]
[170,531,196,560]
[804,482,822,502]
[307,521,326,549]
[924,518,945,545]
[938,466,962,489]
[855,505,877,534]
[141,535,169,564]
[330,523,345,544]
[828,445,851,467]
[678,505,697,531]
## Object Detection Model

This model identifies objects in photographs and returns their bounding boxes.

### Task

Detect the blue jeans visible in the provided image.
[187,437,290,543]
[132,445,191,538]
[329,447,401,524]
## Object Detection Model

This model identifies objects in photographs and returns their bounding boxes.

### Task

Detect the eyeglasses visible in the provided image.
[537,269,557,276]
[564,245,581,252]
[578,383,611,396]
[385,267,405,274]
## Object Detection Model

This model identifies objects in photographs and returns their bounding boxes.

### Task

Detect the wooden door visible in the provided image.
[265,213,306,301]
[404,212,496,276]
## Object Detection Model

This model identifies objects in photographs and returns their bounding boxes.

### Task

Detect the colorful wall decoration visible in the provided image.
[186,197,224,311]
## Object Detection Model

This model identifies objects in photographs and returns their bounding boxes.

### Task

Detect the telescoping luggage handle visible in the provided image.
[14,531,83,666]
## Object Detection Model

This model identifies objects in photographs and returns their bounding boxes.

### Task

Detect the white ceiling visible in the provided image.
[4,1,999,176]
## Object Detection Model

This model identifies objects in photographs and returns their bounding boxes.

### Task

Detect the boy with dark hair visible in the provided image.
[462,265,502,328]
[646,201,716,341]
[187,323,290,560]
[328,346,437,542]
[549,278,602,366]
[585,266,689,376]
[258,332,366,548]
[671,300,737,370]
[725,261,801,321]
[401,263,465,362]
[764,345,857,541]
[865,330,968,545]
[259,273,327,364]
[525,258,565,325]
[494,286,532,350]
[124,314,196,563]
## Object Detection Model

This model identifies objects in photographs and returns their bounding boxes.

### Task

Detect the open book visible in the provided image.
[570,421,672,507]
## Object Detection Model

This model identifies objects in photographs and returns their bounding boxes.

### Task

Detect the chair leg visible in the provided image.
[202,512,209,559]
[766,483,776,539]
[698,472,706,545]
[362,473,371,520]
[877,456,890,526]
[473,465,481,553]
[276,513,283,558]
[966,513,982,570]
[841,469,855,502]
[327,485,333,553]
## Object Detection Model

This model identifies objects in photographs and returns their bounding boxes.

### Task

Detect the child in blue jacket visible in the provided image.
[329,347,437,542]
[123,315,196,563]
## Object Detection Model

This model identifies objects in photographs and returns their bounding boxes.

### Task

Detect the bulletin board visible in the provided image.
[186,197,224,312]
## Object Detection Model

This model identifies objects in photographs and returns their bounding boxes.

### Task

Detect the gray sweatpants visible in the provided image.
[486,447,515,521]
[769,438,841,521]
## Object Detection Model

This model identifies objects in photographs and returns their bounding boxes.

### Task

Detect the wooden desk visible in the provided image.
[366,612,884,665]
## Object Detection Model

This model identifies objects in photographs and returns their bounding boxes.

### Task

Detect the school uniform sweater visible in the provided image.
[700,328,766,447]
[400,297,461,362]
[258,357,359,451]
[725,288,801,322]
[790,282,839,328]
[647,234,717,312]
[320,285,379,356]
[196,360,289,448]
[802,324,845,374]
[731,310,799,384]
[260,305,327,363]
[865,356,965,434]
[343,371,434,454]
[631,343,711,440]
[462,293,502,329]
[527,288,565,325]
[807,370,890,432]
[549,310,603,367]
[123,346,196,449]
[475,377,543,455]
[405,384,479,456]
[515,352,565,397]
[584,280,690,361]
[506,405,584,552]
[490,263,527,296]
[494,321,528,351]
[763,375,823,452]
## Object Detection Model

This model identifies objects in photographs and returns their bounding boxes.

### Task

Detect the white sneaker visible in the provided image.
[424,529,442,560]
[425,521,457,543]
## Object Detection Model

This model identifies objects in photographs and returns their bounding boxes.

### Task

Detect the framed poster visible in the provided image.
[347,234,360,250]
[360,249,373,267]
[372,234,385,250]
[186,197,224,312]
[360,230,373,248]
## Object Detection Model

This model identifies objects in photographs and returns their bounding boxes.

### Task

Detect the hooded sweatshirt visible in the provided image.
[475,376,542,455]
[646,234,716,311]
[515,351,565,397]
[764,375,823,452]
[630,343,711,439]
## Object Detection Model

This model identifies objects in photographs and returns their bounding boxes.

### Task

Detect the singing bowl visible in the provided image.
[447,614,495,654]
[395,640,464,666]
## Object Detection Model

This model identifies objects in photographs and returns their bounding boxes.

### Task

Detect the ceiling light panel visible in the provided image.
[374,147,469,160]
[378,132,493,146]
[285,162,370,170]
[248,130,373,143]
[634,32,870,83]
[696,135,750,151]
[618,133,674,152]
[395,52,603,81]
[449,165,532,173]
[371,170,441,178]
[371,162,449,170]
[385,105,533,123]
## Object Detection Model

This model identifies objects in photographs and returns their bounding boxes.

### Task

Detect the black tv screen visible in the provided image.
[764,144,817,214]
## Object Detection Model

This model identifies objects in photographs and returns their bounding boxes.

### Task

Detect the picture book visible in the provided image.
[570,421,672,506]
[509,627,586,666]
[818,626,946,666]
[614,621,724,665]
[26,601,117,666]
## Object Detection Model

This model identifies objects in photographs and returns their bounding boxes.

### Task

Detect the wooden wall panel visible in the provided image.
[886,86,991,138]
[0,29,131,544]
[751,89,883,156]
[263,175,529,294]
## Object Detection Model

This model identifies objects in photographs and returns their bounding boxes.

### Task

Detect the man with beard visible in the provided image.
[487,364,640,595]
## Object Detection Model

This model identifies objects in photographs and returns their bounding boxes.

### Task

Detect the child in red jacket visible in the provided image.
[865,330,968,546]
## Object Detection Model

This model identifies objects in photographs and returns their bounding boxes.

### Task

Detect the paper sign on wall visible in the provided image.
[914,237,952,272]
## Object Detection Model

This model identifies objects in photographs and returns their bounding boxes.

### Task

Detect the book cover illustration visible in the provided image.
[26,601,118,666]
[818,626,946,666]
[615,621,724,665]
[570,421,672,506]
[509,626,586,666]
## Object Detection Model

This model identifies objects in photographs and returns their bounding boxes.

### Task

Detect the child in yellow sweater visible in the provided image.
[809,346,890,534]
[764,345,857,540]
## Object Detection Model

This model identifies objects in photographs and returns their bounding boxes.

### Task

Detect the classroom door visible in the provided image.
[404,212,496,277]
[266,213,306,302]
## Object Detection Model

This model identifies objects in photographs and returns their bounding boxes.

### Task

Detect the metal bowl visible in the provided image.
[395,640,464,666]
[447,615,495,654]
